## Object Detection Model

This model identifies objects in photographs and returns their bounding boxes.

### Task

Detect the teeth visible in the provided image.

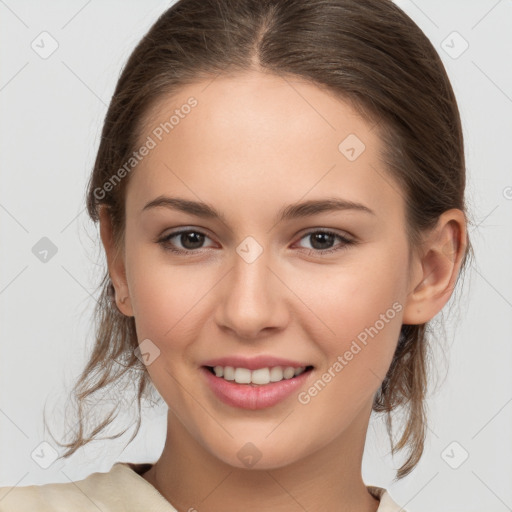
[211,365,308,385]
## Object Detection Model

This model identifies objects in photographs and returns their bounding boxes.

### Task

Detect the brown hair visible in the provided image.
[47,0,474,480]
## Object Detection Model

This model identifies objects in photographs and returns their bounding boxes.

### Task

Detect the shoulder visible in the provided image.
[367,485,408,512]
[0,462,164,512]
[0,464,121,512]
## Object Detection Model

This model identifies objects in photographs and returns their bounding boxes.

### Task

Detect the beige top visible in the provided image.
[0,462,407,511]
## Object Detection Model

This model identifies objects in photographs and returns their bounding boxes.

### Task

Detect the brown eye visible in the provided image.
[158,229,215,254]
[296,230,355,255]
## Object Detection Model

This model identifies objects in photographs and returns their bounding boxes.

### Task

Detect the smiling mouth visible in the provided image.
[204,365,314,386]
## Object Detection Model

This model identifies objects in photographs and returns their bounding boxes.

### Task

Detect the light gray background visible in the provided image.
[1,1,511,510]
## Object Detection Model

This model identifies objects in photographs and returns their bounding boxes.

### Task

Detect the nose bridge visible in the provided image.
[232,234,274,303]
[216,235,286,337]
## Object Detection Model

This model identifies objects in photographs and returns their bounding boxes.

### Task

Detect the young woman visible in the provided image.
[0,0,472,510]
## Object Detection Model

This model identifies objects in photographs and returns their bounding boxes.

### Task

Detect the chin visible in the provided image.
[206,437,305,471]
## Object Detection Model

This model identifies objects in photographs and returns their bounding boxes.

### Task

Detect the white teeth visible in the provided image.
[269,366,283,382]
[234,367,252,384]
[283,367,296,379]
[211,365,308,385]
[251,367,270,385]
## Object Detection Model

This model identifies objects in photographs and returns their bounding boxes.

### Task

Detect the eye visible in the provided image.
[157,227,356,256]
[157,229,216,254]
[294,229,355,255]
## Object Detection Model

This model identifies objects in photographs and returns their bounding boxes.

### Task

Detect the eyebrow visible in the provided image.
[141,195,375,223]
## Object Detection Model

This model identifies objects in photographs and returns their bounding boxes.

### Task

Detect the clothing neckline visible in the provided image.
[115,462,389,508]
[115,461,174,507]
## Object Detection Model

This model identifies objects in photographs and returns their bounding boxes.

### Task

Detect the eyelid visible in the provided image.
[292,228,355,252]
[158,227,217,248]
[158,226,353,243]
[158,224,214,238]
[294,226,355,241]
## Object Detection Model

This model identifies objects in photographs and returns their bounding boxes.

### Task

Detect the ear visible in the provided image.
[402,208,468,325]
[98,205,134,317]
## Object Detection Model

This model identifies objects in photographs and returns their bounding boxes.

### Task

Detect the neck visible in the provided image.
[142,405,380,512]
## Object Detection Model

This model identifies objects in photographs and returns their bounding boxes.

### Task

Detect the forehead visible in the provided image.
[127,70,404,225]
[140,70,372,155]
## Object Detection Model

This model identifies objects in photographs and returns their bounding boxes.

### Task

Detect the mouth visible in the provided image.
[200,364,315,410]
[203,365,315,386]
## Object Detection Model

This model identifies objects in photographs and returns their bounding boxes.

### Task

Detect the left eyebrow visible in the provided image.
[278,197,375,220]
[141,195,375,224]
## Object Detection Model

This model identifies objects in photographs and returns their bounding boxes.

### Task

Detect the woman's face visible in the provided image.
[114,70,418,469]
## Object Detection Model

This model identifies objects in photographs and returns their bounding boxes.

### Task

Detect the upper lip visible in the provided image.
[201,355,313,371]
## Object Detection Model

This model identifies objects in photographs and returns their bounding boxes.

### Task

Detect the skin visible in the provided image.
[99,69,467,512]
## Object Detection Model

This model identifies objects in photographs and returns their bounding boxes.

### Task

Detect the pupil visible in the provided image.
[311,232,334,250]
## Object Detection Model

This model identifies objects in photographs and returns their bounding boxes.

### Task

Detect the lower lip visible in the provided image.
[200,366,313,410]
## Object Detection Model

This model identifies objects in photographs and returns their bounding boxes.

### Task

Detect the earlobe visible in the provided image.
[402,209,467,325]
[98,205,134,317]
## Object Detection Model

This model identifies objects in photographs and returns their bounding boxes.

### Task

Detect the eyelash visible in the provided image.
[157,228,356,256]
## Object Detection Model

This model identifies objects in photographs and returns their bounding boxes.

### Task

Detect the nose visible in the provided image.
[214,243,289,340]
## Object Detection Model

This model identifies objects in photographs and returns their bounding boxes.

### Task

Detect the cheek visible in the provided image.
[297,249,407,377]
[125,252,208,403]
[125,245,209,349]
[293,269,404,426]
